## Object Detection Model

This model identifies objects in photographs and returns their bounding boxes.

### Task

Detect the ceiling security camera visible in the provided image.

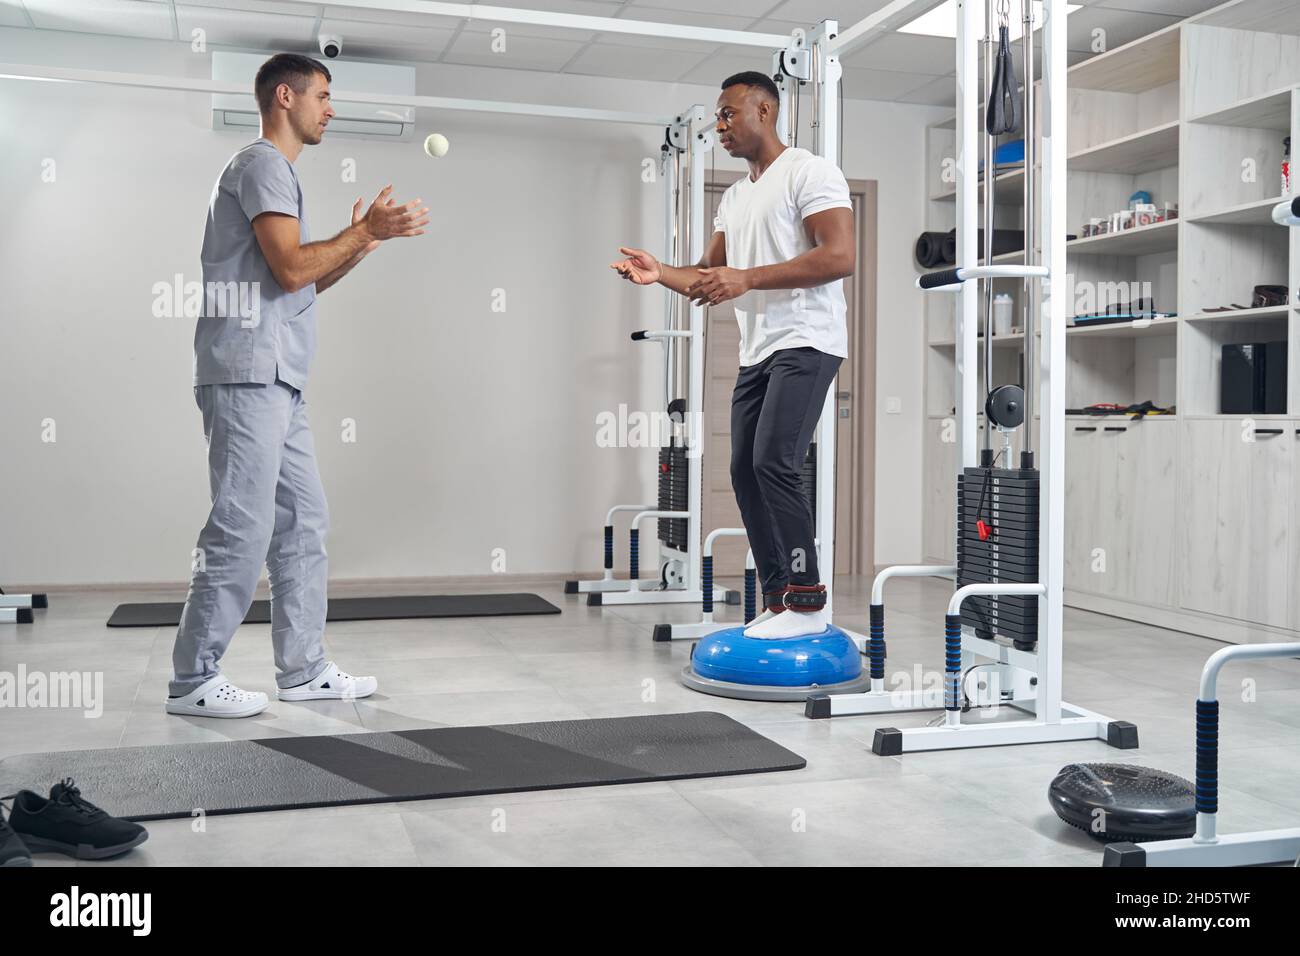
[319,34,343,59]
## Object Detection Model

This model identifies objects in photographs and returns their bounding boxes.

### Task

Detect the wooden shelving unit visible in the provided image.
[918,0,1300,646]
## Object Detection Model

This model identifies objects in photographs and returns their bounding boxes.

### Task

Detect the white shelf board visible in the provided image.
[1069,121,1180,175]
[928,333,1029,350]
[1068,23,1181,94]
[1066,219,1178,256]
[1188,87,1293,132]
[1187,195,1292,225]
[1066,317,1179,338]
[1183,305,1290,322]
[930,166,1027,204]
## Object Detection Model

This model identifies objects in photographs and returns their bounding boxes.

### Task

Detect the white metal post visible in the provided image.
[1039,0,1067,723]
[663,139,678,410]
[597,107,730,609]
[806,0,1130,755]
[685,106,713,597]
[772,49,791,146]
[811,20,841,615]
[956,0,979,472]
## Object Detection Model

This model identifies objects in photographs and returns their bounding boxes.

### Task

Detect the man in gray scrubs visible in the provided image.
[168,53,430,718]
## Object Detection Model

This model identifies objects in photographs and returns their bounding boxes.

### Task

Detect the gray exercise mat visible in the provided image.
[0,712,805,821]
[106,593,560,627]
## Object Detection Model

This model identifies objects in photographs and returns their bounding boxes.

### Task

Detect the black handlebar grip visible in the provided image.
[630,330,649,341]
[918,267,963,290]
[1292,196,1300,219]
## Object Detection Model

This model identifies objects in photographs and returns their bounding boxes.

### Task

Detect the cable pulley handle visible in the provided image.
[985,24,1021,136]
[918,267,964,290]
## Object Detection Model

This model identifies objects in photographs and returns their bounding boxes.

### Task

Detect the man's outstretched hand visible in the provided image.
[359,185,431,242]
[610,246,661,285]
[351,198,381,254]
[686,266,750,306]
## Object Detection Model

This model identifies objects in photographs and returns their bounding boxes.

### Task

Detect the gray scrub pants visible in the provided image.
[170,380,330,696]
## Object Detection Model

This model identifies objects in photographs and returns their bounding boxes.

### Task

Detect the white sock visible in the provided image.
[743,607,831,639]
[743,608,781,628]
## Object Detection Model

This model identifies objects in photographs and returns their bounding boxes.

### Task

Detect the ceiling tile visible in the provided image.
[321,1,623,37]
[838,31,953,74]
[629,0,782,20]
[496,0,628,10]
[462,0,626,11]
[183,0,318,14]
[176,6,318,49]
[319,16,457,47]
[766,0,894,28]
[0,2,32,29]
[318,3,461,29]
[840,65,936,101]
[618,6,757,30]
[894,73,957,106]
[336,42,435,61]
[754,18,818,37]
[455,18,599,43]
[595,7,763,51]
[442,29,590,71]
[678,50,775,85]
[1091,0,1221,17]
[586,34,724,53]
[23,0,174,39]
[564,40,711,80]
[316,17,458,61]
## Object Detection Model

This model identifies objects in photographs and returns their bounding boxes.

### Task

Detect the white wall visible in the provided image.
[0,26,942,586]
[839,98,949,567]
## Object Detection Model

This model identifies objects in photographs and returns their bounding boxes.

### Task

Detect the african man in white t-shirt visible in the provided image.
[612,71,855,640]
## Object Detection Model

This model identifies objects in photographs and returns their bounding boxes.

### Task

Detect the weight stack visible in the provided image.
[658,442,688,552]
[656,441,819,556]
[956,466,1040,650]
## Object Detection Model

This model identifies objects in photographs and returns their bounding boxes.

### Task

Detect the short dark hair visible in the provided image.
[254,53,331,114]
[721,70,780,103]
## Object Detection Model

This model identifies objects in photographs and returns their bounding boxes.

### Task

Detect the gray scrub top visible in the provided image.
[195,138,317,390]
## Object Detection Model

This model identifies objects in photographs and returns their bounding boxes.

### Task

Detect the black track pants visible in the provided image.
[729,346,842,595]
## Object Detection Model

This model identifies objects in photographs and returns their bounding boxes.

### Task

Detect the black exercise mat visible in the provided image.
[106,593,561,628]
[0,712,805,821]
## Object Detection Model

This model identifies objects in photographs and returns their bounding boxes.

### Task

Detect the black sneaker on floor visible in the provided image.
[4,779,148,860]
[0,803,32,867]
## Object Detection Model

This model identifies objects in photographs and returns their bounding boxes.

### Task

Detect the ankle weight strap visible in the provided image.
[784,584,827,611]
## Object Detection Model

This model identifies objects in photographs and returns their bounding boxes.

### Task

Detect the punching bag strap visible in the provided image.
[985,3,1021,136]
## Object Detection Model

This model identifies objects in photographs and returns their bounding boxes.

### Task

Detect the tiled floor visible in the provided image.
[3,574,1299,867]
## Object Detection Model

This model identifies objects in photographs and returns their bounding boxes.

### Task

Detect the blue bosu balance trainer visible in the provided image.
[680,624,871,702]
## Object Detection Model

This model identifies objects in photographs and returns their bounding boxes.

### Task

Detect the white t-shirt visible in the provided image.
[712,147,852,367]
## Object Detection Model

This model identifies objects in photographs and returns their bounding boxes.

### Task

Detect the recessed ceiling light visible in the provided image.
[899,0,1082,41]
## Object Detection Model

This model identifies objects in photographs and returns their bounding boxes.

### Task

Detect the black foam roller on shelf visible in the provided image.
[914,231,949,268]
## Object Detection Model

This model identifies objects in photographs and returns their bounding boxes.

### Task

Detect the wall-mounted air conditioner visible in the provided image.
[211,51,416,139]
